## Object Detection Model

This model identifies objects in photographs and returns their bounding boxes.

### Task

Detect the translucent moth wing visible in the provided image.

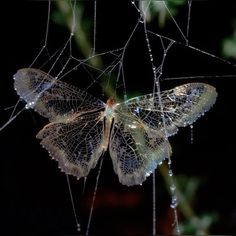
[14,68,105,121]
[14,68,106,179]
[117,83,217,137]
[109,113,171,186]
[36,112,104,179]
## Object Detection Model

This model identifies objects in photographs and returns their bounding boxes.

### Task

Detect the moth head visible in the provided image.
[106,97,116,107]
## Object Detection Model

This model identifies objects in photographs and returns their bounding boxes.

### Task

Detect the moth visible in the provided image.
[14,68,217,186]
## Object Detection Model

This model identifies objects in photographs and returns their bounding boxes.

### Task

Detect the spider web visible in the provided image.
[1,0,236,235]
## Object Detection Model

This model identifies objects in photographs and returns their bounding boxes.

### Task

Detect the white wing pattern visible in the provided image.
[14,68,217,186]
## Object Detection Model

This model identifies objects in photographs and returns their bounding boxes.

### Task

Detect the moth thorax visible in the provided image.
[106,97,116,107]
[105,97,116,119]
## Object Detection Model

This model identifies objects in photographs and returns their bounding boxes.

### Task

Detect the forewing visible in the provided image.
[14,68,105,121]
[36,112,104,179]
[117,83,217,136]
[109,114,171,186]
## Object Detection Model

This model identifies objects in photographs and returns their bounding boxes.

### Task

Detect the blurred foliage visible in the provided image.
[176,175,218,235]
[53,0,102,68]
[180,213,218,235]
[222,17,236,59]
[139,0,186,28]
[222,31,236,59]
[160,165,217,235]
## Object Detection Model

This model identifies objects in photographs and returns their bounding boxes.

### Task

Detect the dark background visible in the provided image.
[1,1,236,235]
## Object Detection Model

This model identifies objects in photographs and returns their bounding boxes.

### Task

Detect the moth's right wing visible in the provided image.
[109,114,171,186]
[14,68,105,121]
[117,83,217,136]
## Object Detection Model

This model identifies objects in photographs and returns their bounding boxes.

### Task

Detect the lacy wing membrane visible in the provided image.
[118,83,217,136]
[36,111,105,179]
[14,68,105,121]
[109,113,171,186]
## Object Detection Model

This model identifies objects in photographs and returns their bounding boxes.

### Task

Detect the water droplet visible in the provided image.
[77,223,81,232]
[176,228,180,235]
[170,195,178,208]
[170,203,177,209]
[134,107,140,114]
[170,184,176,192]
[168,170,173,177]
[145,171,152,177]
[190,124,194,144]
[25,101,35,109]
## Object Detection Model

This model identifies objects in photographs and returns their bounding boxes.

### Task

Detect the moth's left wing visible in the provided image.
[36,111,105,179]
[117,83,217,136]
[109,114,171,186]
[14,68,105,121]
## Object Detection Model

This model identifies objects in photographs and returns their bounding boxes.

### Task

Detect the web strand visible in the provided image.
[141,1,183,234]
[152,171,156,236]
[186,0,192,44]
[162,1,187,44]
[86,154,104,236]
[92,0,97,56]
[66,174,81,233]
[29,0,51,68]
